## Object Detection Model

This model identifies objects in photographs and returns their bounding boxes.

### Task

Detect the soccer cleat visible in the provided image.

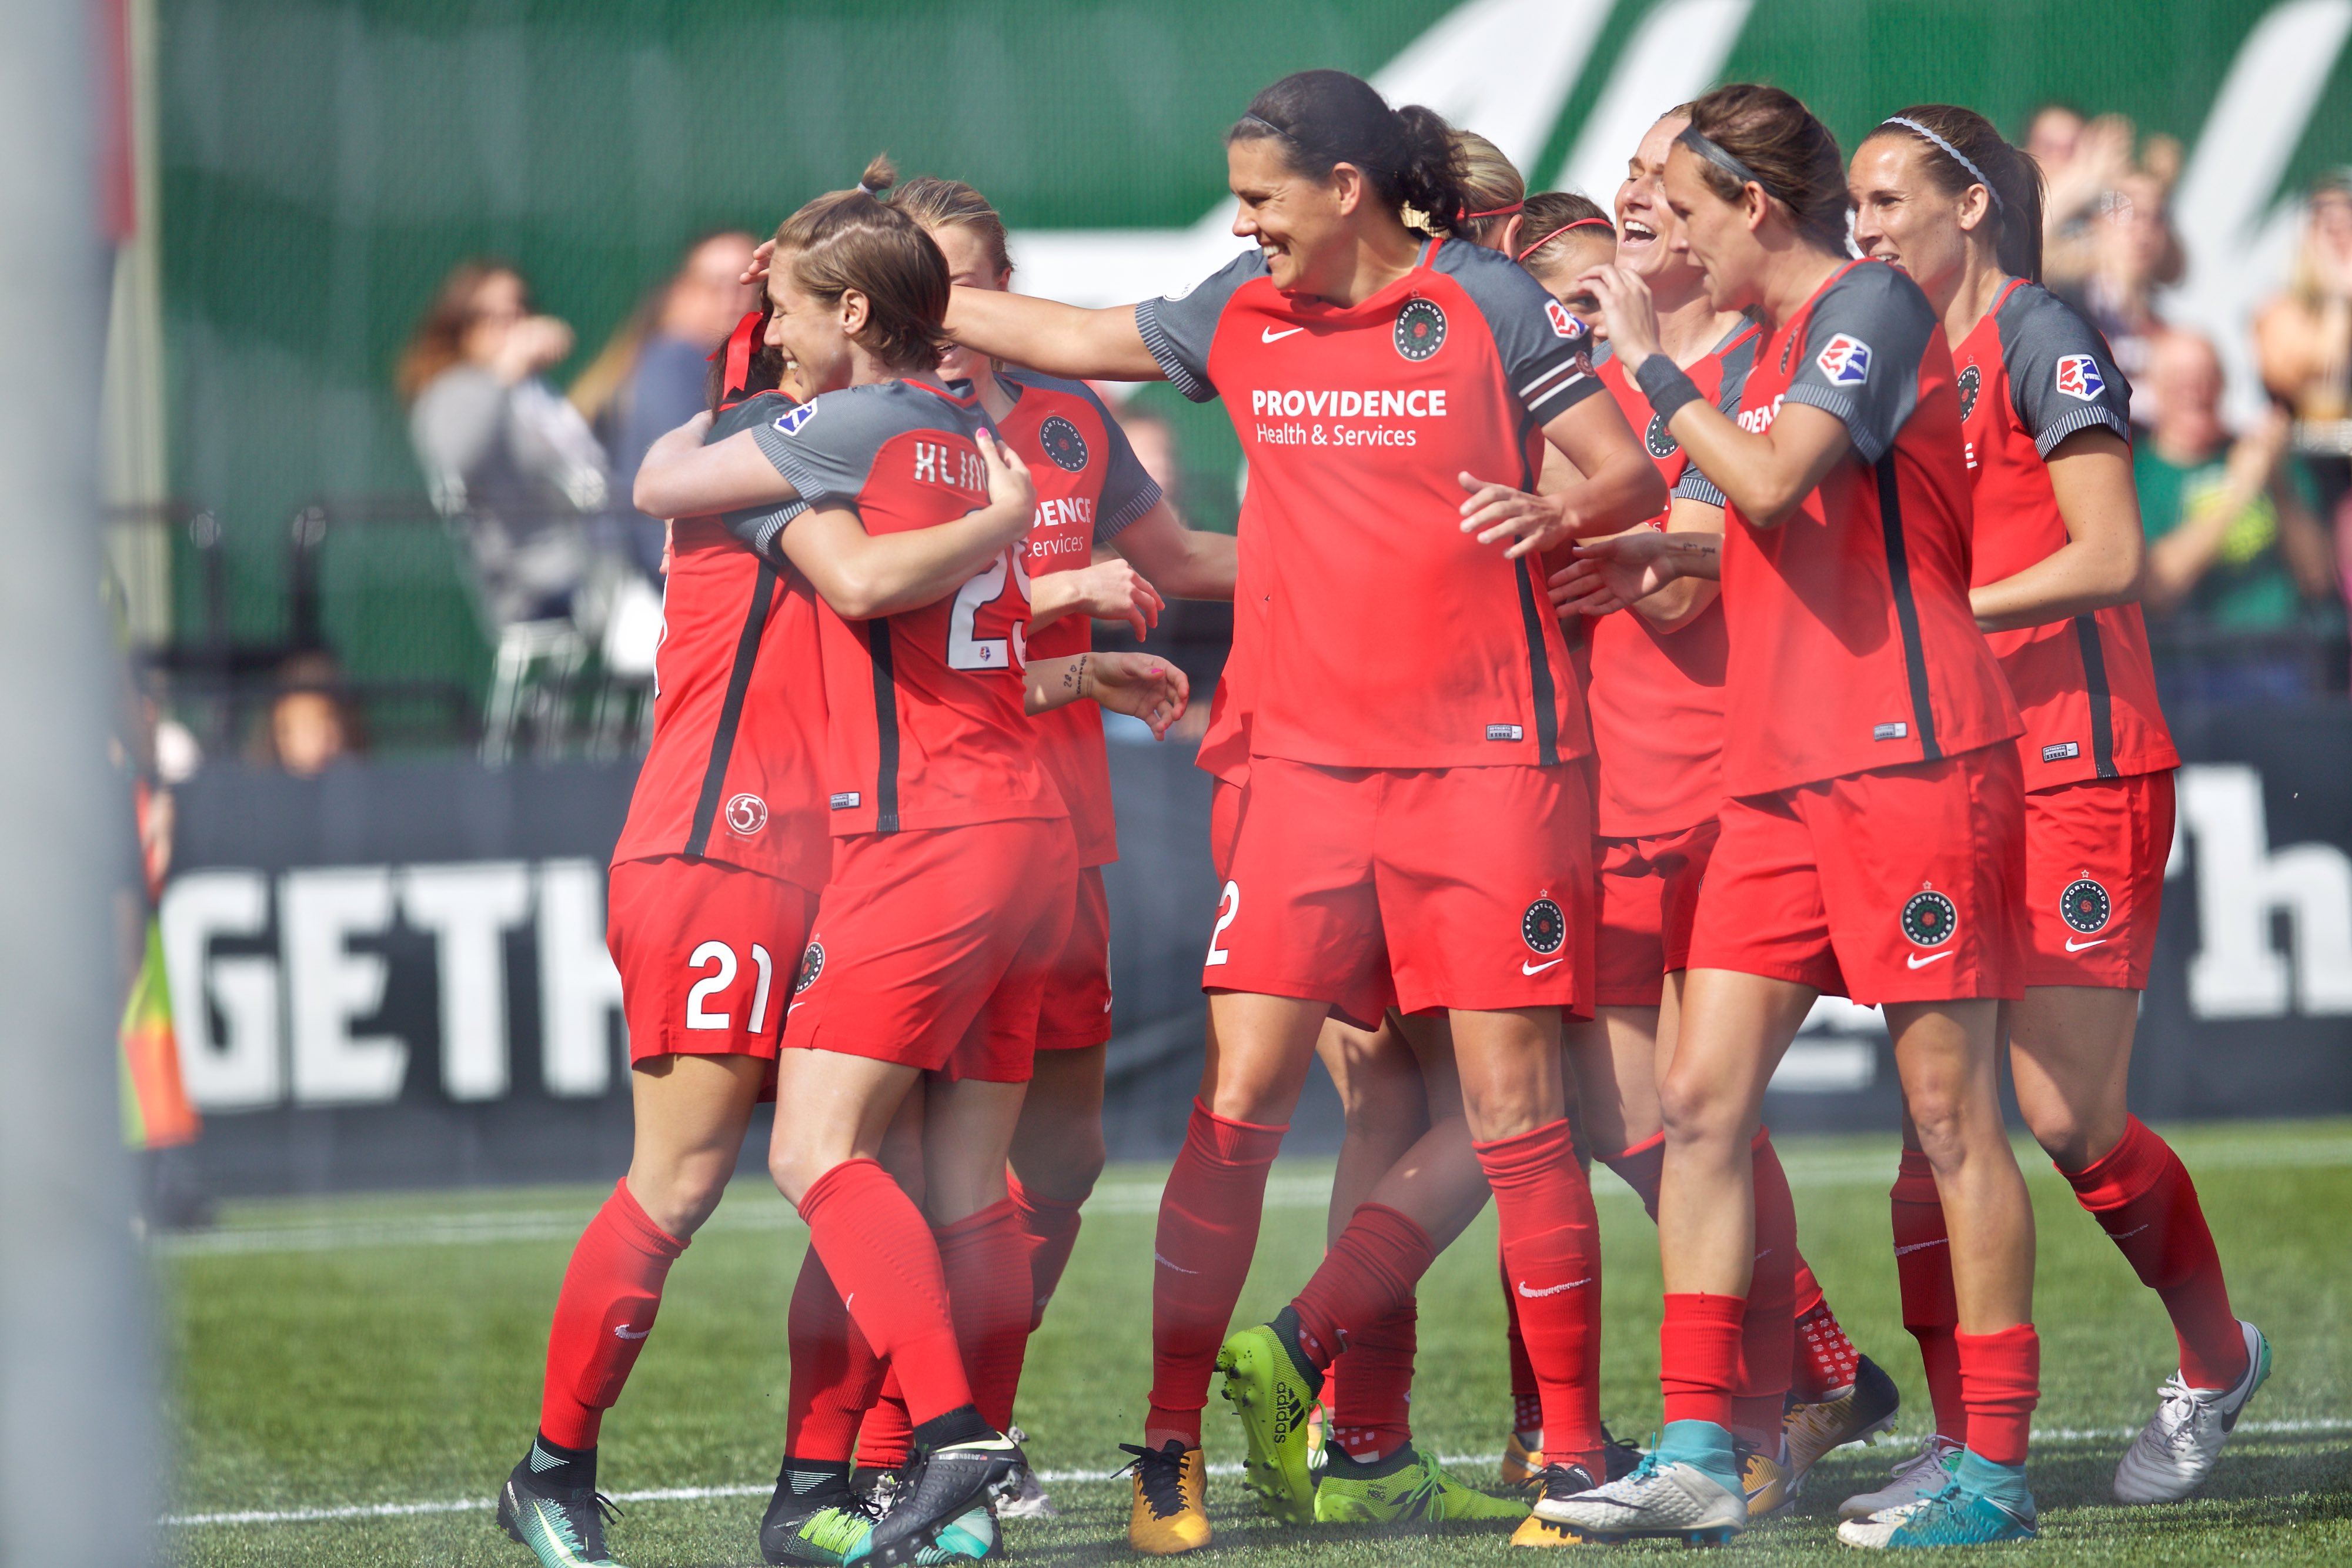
[1785,1353,1902,1490]
[1839,1435,1961,1520]
[498,1457,626,1568]
[1509,1464,1599,1546]
[1600,1425,1646,1483]
[2113,1319,2273,1505]
[1501,1429,1544,1492]
[1740,1439,1796,1520]
[1837,1476,2037,1547]
[1215,1322,1322,1524]
[1121,1440,1211,1556]
[1531,1452,1747,1545]
[851,1432,1021,1567]
[991,1427,1056,1519]
[760,1472,873,1567]
[1314,1445,1529,1524]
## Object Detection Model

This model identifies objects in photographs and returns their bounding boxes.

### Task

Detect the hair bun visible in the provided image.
[858,153,900,198]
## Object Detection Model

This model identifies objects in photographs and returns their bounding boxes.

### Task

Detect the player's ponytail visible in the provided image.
[1681,84,1850,257]
[770,156,949,372]
[1230,69,1466,236]
[1870,105,2046,283]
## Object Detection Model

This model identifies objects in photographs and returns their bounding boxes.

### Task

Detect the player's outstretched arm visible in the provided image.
[634,421,796,519]
[1113,500,1238,601]
[774,433,1037,620]
[1031,557,1165,641]
[1581,262,1849,528]
[1971,427,2143,630]
[946,288,1165,382]
[1024,651,1190,739]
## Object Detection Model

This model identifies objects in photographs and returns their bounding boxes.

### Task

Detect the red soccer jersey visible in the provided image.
[1585,325,1755,837]
[995,369,1163,866]
[1955,279,2177,788]
[1194,530,1266,788]
[1139,237,1606,768]
[612,390,830,890]
[750,379,1063,836]
[1702,261,2020,795]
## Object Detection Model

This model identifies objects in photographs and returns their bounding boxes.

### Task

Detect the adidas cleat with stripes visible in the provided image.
[498,1455,626,1568]
[1312,1444,1528,1524]
[1531,1452,1748,1545]
[1836,1477,2037,1548]
[2113,1319,2272,1505]
[1216,1321,1322,1524]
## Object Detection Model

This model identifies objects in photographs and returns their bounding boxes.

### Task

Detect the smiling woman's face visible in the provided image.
[1616,115,1692,284]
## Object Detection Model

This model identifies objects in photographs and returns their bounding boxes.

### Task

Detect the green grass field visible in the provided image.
[161,1122,2352,1566]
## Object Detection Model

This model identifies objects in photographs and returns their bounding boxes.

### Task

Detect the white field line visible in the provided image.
[162,1421,2352,1528]
[152,1135,2352,1259]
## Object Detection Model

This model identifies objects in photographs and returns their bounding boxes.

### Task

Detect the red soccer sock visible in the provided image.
[854,1378,913,1472]
[1955,1323,2040,1466]
[1600,1131,1665,1222]
[1146,1100,1287,1446]
[1007,1171,1087,1334]
[538,1179,688,1450]
[797,1158,971,1426]
[1735,1131,1798,1443]
[1289,1202,1436,1369]
[1477,1120,1603,1475]
[785,1248,887,1463]
[1892,1148,1967,1443]
[1661,1292,1744,1429]
[2060,1117,2247,1390]
[1328,1298,1416,1461]
[1792,1254,1826,1320]
[1791,1295,1861,1403]
[1499,1246,1542,1435]
[935,1198,1033,1433]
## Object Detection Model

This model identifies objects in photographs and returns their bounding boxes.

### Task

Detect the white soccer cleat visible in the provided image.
[1532,1455,1748,1544]
[1839,1435,1961,1520]
[1835,1497,1933,1549]
[2112,1320,2272,1505]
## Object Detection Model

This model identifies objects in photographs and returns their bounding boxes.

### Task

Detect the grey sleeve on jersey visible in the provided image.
[2000,287,2134,456]
[723,499,809,562]
[1438,243,1602,425]
[1782,265,1936,465]
[750,389,889,510]
[1134,250,1267,403]
[1070,382,1165,541]
[1669,336,1754,507]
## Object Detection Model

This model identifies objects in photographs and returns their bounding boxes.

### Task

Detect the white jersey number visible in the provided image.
[1205,881,1240,968]
[946,549,1032,671]
[684,940,775,1032]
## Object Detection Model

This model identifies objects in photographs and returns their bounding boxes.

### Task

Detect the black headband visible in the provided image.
[1676,126,1788,207]
[1241,112,1288,138]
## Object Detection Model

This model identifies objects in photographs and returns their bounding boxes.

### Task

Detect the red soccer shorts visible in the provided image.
[1689,744,2024,1005]
[1594,818,1720,1008]
[783,817,1078,1083]
[1210,775,1248,884]
[1205,757,1595,1018]
[1036,865,1115,1050]
[2022,769,2173,989]
[609,855,820,1066]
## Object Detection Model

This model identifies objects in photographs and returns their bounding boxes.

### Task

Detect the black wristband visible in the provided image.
[1633,355,1704,424]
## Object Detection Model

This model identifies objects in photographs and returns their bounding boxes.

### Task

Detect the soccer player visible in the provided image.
[632,163,1187,1568]
[837,175,1239,1519]
[944,70,1665,1553]
[1554,85,2039,1549]
[1846,105,2266,1515]
[1538,124,1903,1518]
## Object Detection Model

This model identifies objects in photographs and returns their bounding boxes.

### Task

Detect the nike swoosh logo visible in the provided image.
[613,1325,651,1340]
[1893,1238,1949,1256]
[2064,935,2109,952]
[1522,958,1564,975]
[1906,950,1955,969]
[1154,1252,1200,1275]
[1261,326,1305,343]
[2110,1223,2151,1241]
[1516,1276,1591,1298]
[789,1001,807,1013]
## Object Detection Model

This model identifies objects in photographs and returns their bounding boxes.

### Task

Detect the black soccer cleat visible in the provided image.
[1600,1423,1645,1482]
[859,1430,1021,1567]
[497,1450,626,1568]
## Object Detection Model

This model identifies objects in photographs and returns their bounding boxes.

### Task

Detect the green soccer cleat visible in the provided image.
[1312,1445,1530,1524]
[1216,1319,1323,1524]
[498,1451,627,1568]
[760,1468,874,1567]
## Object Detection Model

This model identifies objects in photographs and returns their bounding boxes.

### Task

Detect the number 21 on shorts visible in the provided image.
[685,940,775,1033]
[1205,881,1240,967]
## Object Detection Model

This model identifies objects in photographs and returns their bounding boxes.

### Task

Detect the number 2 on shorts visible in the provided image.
[1205,880,1240,967]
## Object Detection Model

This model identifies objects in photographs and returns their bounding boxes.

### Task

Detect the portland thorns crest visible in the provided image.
[1901,889,1957,947]
[1394,297,1446,361]
[1040,414,1090,472]
[1522,897,1567,955]
[1957,363,1982,423]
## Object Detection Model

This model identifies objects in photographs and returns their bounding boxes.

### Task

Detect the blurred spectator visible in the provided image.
[397,260,617,628]
[2255,173,2352,433]
[572,232,760,576]
[2138,332,2334,707]
[250,653,363,777]
[2054,169,2183,424]
[1117,406,1182,505]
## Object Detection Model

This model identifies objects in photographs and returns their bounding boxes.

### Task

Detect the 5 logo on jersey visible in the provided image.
[1815,333,1872,387]
[2054,354,2106,402]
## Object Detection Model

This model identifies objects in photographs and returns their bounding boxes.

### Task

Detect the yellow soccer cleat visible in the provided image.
[1313,1445,1529,1524]
[1510,1462,1599,1547]
[1120,1442,1211,1556]
[1782,1352,1900,1490]
[1740,1441,1795,1520]
[1215,1322,1321,1524]
[1500,1429,1544,1493]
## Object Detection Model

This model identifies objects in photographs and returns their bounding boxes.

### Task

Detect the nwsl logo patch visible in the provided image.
[1815,333,1872,386]
[771,403,819,437]
[2055,354,2106,401]
[1545,298,1586,340]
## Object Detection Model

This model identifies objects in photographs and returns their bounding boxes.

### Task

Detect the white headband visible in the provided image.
[1881,116,2002,209]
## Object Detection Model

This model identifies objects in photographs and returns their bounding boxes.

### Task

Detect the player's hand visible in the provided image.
[1458,473,1573,559]
[740,239,775,288]
[1085,653,1191,740]
[1057,559,1165,641]
[1578,263,1663,373]
[974,430,1037,541]
[1553,529,1681,614]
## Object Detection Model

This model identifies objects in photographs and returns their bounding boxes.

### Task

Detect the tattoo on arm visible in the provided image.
[1061,654,1089,697]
